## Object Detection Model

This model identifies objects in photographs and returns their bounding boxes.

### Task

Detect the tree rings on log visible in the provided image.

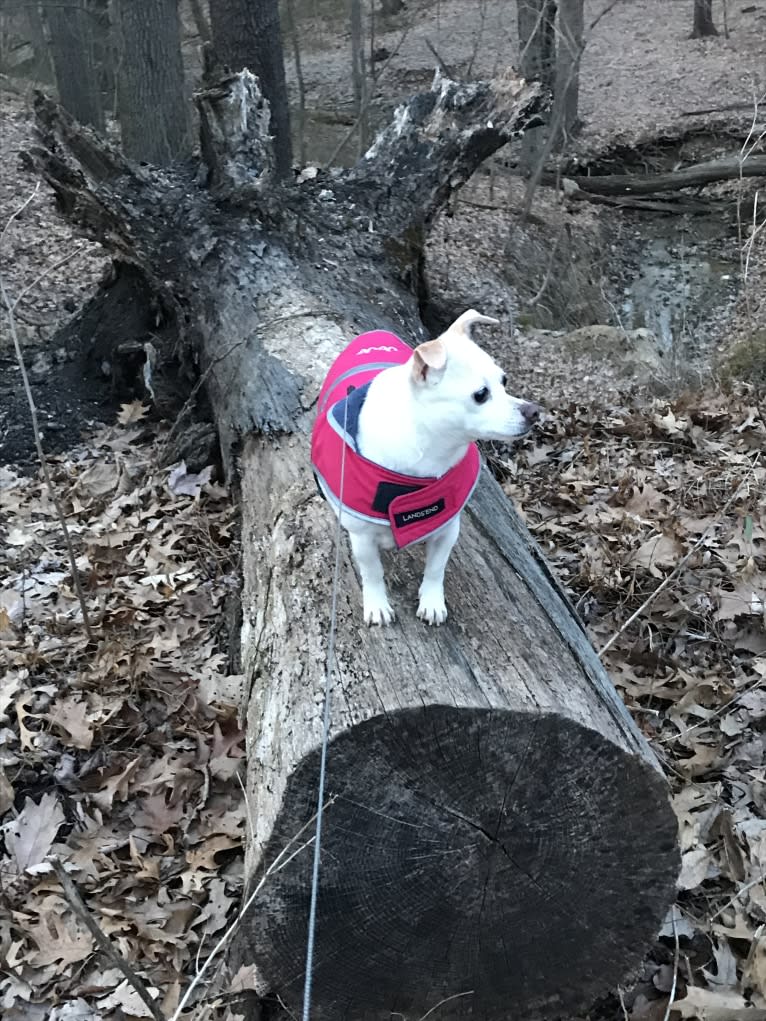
[242,707,678,1021]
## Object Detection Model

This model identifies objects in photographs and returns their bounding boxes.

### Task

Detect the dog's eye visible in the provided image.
[501,374,507,388]
[473,386,490,404]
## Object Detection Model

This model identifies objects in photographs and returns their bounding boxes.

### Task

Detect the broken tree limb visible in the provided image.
[558,186,714,215]
[549,154,766,197]
[27,70,679,1021]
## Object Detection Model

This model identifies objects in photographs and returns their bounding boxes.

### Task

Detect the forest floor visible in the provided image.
[1,2,766,1020]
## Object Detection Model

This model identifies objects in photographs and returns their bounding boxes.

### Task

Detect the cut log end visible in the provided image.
[240,708,678,1021]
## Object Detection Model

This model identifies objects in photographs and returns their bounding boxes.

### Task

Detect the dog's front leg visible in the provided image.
[417,515,461,625]
[348,526,395,626]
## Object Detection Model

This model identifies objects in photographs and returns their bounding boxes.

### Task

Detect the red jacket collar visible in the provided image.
[311,332,481,548]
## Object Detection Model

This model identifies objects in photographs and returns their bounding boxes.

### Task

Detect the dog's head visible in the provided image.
[409,310,541,442]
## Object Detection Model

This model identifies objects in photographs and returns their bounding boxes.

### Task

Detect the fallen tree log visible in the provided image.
[547,153,766,197]
[27,70,679,1021]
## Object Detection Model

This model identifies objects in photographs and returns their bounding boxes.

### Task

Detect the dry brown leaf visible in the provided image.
[27,908,94,968]
[653,408,689,435]
[633,532,683,577]
[75,461,121,499]
[678,846,714,890]
[186,834,241,870]
[90,757,142,812]
[715,574,766,621]
[167,461,213,498]
[5,792,65,872]
[671,987,766,1020]
[0,766,14,815]
[46,696,94,750]
[746,935,766,1001]
[98,979,160,1018]
[117,400,149,424]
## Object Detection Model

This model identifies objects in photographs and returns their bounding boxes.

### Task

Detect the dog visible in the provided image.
[311,310,541,625]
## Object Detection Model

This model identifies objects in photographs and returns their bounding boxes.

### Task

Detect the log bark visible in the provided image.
[551,154,766,197]
[25,69,678,1021]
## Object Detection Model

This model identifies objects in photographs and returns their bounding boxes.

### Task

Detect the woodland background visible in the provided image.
[1,1,766,1020]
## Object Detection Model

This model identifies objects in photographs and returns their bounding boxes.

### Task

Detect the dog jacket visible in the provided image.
[311,330,481,548]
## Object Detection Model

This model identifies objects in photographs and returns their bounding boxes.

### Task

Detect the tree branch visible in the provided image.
[196,69,277,200]
[559,154,766,197]
[347,69,546,235]
[23,92,149,258]
[51,859,162,1021]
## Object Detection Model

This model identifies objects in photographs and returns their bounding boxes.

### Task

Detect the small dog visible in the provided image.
[311,310,541,625]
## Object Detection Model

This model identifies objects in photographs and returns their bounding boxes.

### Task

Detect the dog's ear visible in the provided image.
[450,309,500,339]
[411,338,447,384]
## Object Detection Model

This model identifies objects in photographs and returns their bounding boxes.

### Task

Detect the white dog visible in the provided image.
[311,310,540,625]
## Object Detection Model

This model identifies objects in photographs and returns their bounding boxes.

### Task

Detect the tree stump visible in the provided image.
[26,67,679,1021]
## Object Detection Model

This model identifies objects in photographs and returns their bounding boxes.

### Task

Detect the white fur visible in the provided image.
[330,310,540,626]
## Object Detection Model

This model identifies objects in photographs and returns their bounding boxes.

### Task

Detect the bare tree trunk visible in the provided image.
[283,0,306,167]
[350,0,368,155]
[517,0,556,171]
[692,0,718,37]
[112,0,191,164]
[188,0,211,41]
[44,0,104,131]
[27,67,678,1021]
[552,0,583,151]
[208,0,293,177]
[22,1,55,84]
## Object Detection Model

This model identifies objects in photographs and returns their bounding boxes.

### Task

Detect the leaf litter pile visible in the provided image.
[500,386,766,1021]
[1,406,249,1021]
[1,376,766,1021]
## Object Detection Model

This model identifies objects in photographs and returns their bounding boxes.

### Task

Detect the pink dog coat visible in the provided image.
[311,330,481,548]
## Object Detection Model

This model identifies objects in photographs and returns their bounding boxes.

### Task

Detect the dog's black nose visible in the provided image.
[520,401,542,424]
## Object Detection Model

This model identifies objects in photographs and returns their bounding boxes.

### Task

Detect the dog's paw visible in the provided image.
[363,598,395,626]
[417,589,448,626]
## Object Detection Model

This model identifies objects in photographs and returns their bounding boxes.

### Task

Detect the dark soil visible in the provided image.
[0,265,174,465]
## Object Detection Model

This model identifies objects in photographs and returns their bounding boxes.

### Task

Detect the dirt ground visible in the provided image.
[1,2,766,1020]
[290,0,766,152]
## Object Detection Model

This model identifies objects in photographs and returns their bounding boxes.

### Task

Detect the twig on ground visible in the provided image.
[0,181,39,249]
[661,910,680,1021]
[11,243,90,314]
[51,858,164,1021]
[599,477,752,658]
[0,226,95,640]
[527,229,562,307]
[660,671,765,745]
[709,870,766,924]
[169,795,337,1021]
[8,305,62,327]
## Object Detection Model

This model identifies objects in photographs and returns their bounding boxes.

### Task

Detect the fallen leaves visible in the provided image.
[4,792,65,872]
[0,424,243,1019]
[504,388,766,1019]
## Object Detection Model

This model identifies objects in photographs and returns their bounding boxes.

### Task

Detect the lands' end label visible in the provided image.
[393,498,446,528]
